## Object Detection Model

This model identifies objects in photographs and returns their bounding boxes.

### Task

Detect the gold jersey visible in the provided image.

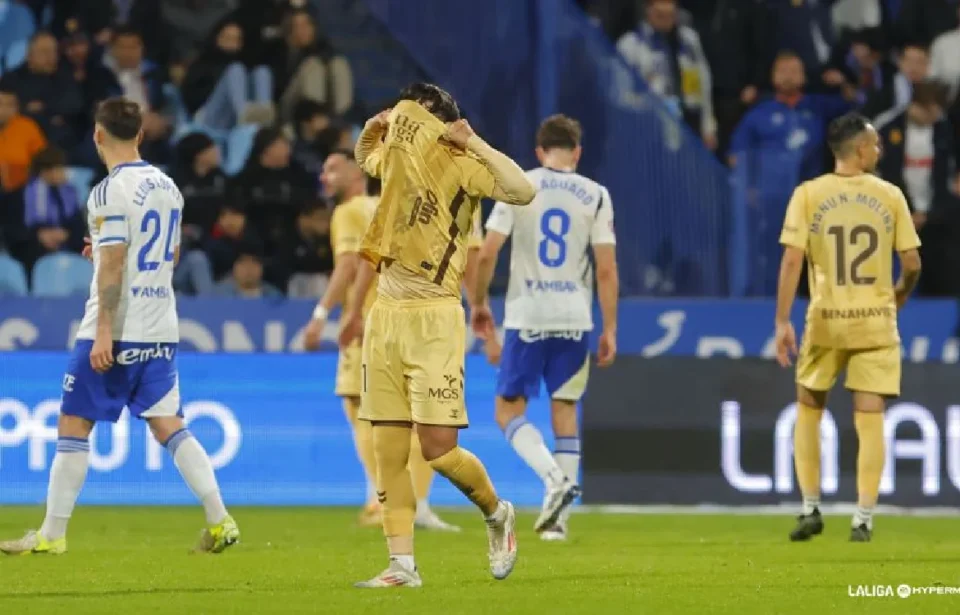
[358,100,496,299]
[330,195,379,317]
[780,173,921,349]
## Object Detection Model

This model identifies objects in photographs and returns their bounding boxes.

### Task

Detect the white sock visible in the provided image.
[39,437,90,540]
[484,500,508,524]
[853,506,874,530]
[554,437,581,524]
[165,429,228,525]
[391,554,416,571]
[503,417,565,489]
[802,496,821,515]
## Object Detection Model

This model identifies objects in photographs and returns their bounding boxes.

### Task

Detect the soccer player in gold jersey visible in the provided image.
[339,83,536,587]
[304,149,474,532]
[775,113,922,543]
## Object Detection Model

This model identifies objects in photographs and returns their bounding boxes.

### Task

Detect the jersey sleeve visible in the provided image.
[893,187,922,251]
[331,205,365,255]
[458,155,497,199]
[467,206,484,248]
[779,184,809,249]
[89,179,130,247]
[485,201,514,236]
[591,187,616,245]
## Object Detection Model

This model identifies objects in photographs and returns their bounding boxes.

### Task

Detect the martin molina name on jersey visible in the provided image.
[77,161,183,343]
[486,167,616,331]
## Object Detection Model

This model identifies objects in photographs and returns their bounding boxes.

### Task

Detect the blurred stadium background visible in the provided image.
[1,0,959,513]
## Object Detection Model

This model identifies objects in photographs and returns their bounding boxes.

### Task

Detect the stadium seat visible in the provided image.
[31,253,93,297]
[4,38,27,73]
[0,253,28,296]
[223,124,259,176]
[66,166,96,205]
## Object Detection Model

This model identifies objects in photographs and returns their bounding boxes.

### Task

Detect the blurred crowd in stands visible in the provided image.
[583,0,960,297]
[0,0,355,299]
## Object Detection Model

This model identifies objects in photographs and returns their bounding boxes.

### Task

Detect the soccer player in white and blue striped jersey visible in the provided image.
[471,115,619,541]
[0,98,238,556]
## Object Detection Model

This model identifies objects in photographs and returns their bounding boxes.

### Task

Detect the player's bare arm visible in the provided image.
[338,258,376,348]
[305,251,359,350]
[895,248,922,309]
[471,230,507,340]
[594,244,619,367]
[91,243,127,373]
[774,245,804,367]
[445,120,536,205]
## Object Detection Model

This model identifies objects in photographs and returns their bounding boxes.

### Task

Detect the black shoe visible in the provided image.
[850,523,872,542]
[789,509,824,542]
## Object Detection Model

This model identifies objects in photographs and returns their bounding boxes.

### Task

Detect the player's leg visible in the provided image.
[845,345,901,542]
[408,430,460,532]
[408,301,516,580]
[495,330,567,493]
[789,342,841,541]
[354,301,421,588]
[1,342,113,555]
[342,395,380,526]
[541,398,580,541]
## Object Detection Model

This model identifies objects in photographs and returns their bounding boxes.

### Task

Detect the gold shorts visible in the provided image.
[335,341,362,397]
[796,341,901,397]
[359,296,467,427]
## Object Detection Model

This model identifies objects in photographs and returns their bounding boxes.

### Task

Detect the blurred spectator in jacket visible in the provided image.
[23,146,85,267]
[161,0,236,63]
[291,100,345,176]
[215,241,282,298]
[768,0,835,90]
[271,200,333,296]
[232,127,315,249]
[2,31,83,152]
[930,4,960,102]
[824,28,896,108]
[60,29,100,117]
[862,42,929,119]
[47,0,168,65]
[877,81,960,296]
[205,202,261,281]
[172,132,229,239]
[275,9,353,120]
[181,20,275,131]
[91,27,172,163]
[617,0,718,149]
[729,51,854,295]
[898,0,957,48]
[686,0,770,157]
[0,85,47,195]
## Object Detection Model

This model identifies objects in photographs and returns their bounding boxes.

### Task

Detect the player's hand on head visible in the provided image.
[597,329,616,368]
[90,336,114,373]
[367,109,391,131]
[774,321,797,368]
[304,317,325,351]
[444,119,475,149]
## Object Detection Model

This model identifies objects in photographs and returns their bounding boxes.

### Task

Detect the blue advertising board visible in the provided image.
[0,353,553,506]
[0,298,957,361]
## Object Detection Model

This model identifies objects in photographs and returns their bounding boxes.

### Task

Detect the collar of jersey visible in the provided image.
[113,160,150,171]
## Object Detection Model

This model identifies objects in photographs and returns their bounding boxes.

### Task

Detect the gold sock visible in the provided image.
[854,411,885,509]
[372,425,416,545]
[429,446,499,516]
[343,398,377,499]
[794,403,823,503]
[408,432,434,503]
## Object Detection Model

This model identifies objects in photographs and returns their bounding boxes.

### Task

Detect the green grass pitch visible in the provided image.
[1,507,958,614]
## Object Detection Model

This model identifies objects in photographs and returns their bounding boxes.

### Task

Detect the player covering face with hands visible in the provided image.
[1,98,238,557]
[339,82,536,588]
[775,113,921,543]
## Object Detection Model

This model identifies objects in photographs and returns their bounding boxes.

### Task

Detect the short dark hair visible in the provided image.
[902,42,929,55]
[774,50,803,65]
[294,99,331,126]
[299,200,327,217]
[536,114,582,150]
[0,79,16,98]
[827,113,871,156]
[220,202,246,217]
[94,97,142,141]
[912,80,948,108]
[398,82,460,122]
[31,146,67,176]
[236,239,264,261]
[112,26,143,43]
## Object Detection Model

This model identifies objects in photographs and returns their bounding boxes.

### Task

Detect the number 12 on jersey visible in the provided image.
[138,209,180,271]
[538,208,571,268]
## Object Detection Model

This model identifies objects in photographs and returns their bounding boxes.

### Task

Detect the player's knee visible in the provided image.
[58,414,94,439]
[494,396,526,430]
[147,416,186,444]
[550,399,578,436]
[416,425,458,462]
